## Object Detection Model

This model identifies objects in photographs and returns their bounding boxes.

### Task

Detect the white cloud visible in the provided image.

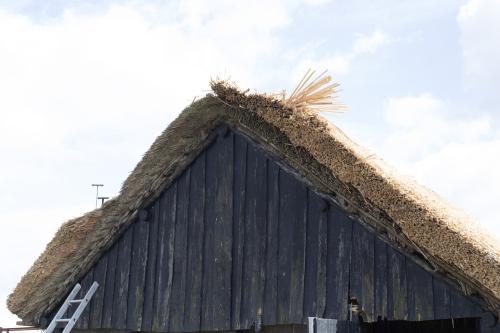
[302,0,332,5]
[0,205,87,327]
[457,0,500,92]
[293,29,390,78]
[0,0,313,326]
[375,94,500,236]
[382,94,491,160]
[352,30,390,55]
[0,0,300,209]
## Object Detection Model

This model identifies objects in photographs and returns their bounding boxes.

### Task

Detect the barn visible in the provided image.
[7,80,500,333]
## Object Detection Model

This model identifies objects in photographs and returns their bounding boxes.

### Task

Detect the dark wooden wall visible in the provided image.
[69,125,497,333]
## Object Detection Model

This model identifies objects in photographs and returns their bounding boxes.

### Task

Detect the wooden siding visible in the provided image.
[70,125,495,332]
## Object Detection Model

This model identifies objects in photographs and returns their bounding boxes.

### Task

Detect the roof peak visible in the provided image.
[9,80,500,324]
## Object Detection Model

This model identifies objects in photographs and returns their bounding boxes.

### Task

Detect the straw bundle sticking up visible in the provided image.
[283,69,344,113]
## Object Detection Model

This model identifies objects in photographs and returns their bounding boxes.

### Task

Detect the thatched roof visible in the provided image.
[8,81,500,325]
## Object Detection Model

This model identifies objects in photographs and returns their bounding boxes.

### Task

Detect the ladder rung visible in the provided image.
[44,282,99,333]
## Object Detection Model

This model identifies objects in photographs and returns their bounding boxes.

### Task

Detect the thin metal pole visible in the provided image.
[98,197,109,207]
[91,184,104,209]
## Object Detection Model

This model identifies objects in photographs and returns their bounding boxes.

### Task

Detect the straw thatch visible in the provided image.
[8,80,500,326]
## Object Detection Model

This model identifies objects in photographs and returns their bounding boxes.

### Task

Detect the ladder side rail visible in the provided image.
[43,284,82,333]
[61,282,99,333]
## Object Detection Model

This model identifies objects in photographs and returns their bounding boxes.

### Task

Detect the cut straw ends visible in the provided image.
[283,69,345,113]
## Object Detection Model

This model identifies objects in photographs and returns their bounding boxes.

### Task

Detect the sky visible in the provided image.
[0,0,499,327]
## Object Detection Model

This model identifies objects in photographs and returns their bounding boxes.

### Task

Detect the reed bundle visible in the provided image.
[283,69,345,113]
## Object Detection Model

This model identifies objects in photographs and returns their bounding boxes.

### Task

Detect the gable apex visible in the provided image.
[8,82,500,325]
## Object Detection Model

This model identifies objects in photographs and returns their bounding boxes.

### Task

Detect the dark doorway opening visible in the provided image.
[360,317,480,333]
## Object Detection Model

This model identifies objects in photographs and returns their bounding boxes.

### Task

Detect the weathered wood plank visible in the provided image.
[112,226,134,329]
[231,136,247,329]
[432,276,451,320]
[212,131,234,330]
[184,152,206,331]
[374,237,387,320]
[152,185,177,331]
[89,254,107,328]
[387,247,407,320]
[450,288,483,319]
[241,144,267,328]
[277,169,293,324]
[316,197,328,319]
[349,222,375,321]
[126,216,150,331]
[303,190,325,317]
[263,161,279,325]
[288,178,307,324]
[406,258,434,321]
[76,267,93,329]
[60,126,500,333]
[201,142,217,330]
[101,243,118,328]
[169,169,191,332]
[277,170,307,323]
[141,203,160,331]
[324,205,352,320]
[480,312,498,333]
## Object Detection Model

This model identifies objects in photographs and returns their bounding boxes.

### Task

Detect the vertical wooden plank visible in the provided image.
[289,179,307,324]
[324,204,352,320]
[374,237,387,320]
[303,191,327,318]
[75,268,93,329]
[202,142,216,330]
[152,185,177,331]
[406,259,434,321]
[169,168,191,332]
[89,254,107,328]
[263,160,279,325]
[387,247,407,320]
[112,226,134,329]
[184,152,206,331]
[277,170,307,324]
[432,276,451,320]
[142,203,160,331]
[405,263,415,321]
[349,222,375,321]
[277,169,292,324]
[316,197,328,319]
[480,312,497,333]
[101,243,118,328]
[212,131,234,330]
[126,216,150,331]
[450,288,483,319]
[241,143,267,328]
[450,289,472,318]
[405,259,434,321]
[231,136,247,329]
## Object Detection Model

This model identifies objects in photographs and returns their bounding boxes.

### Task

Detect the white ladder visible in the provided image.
[44,282,99,333]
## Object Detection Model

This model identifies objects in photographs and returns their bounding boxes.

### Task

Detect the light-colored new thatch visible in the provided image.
[8,79,500,326]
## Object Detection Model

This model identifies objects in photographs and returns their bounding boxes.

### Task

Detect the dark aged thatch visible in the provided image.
[8,81,500,325]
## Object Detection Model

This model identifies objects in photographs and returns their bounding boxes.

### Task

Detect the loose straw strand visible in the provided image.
[284,69,345,113]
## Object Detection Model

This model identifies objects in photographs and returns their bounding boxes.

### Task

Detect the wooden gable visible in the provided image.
[59,125,496,333]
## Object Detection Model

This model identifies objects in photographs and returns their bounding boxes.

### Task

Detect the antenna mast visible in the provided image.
[98,196,109,206]
[91,184,104,208]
